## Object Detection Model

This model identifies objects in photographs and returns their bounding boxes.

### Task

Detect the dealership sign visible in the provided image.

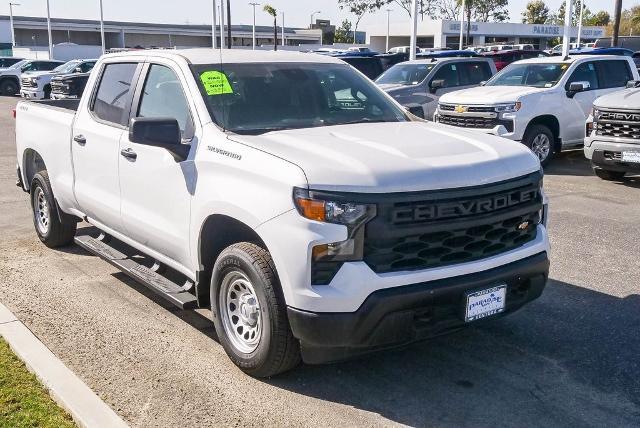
[533,25,561,35]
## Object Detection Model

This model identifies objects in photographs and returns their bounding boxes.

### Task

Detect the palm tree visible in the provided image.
[263,4,277,51]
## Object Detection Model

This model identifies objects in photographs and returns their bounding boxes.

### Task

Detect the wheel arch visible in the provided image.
[526,115,561,152]
[22,148,47,192]
[196,214,272,307]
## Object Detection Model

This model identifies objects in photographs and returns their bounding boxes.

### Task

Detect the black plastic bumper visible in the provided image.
[288,252,549,364]
[591,150,640,173]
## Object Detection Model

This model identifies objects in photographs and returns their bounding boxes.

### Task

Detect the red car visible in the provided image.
[481,49,549,71]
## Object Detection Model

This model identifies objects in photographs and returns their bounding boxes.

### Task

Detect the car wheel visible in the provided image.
[44,85,52,99]
[30,171,77,248]
[523,124,554,166]
[593,168,626,181]
[210,242,300,377]
[0,79,18,96]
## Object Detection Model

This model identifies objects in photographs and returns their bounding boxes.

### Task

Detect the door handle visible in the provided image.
[73,134,86,145]
[120,148,137,160]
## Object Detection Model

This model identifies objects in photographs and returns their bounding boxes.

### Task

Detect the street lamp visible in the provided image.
[310,10,320,28]
[98,0,105,54]
[458,0,465,50]
[409,0,417,60]
[281,11,285,47]
[212,0,218,49]
[9,2,19,48]
[385,9,391,53]
[249,2,259,49]
[576,0,584,47]
[46,0,52,59]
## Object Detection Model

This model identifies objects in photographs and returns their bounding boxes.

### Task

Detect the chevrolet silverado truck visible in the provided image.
[585,85,640,180]
[15,49,550,377]
[435,55,639,165]
[21,59,97,100]
[50,72,92,99]
[0,59,63,96]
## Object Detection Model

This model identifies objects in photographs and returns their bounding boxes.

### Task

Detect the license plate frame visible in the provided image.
[464,284,507,322]
[622,151,640,164]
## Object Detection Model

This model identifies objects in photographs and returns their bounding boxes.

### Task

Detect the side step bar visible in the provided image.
[75,234,198,310]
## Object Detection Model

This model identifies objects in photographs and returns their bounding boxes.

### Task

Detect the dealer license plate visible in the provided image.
[622,151,640,163]
[465,285,507,322]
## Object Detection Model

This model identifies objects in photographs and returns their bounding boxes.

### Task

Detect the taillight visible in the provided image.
[12,109,16,119]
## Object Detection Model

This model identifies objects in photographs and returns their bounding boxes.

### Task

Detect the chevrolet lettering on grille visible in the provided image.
[392,189,539,223]
[601,112,640,122]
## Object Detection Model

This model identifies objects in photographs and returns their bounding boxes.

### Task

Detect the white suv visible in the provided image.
[435,55,639,165]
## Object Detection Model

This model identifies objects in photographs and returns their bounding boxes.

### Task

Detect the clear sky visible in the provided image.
[0,0,618,29]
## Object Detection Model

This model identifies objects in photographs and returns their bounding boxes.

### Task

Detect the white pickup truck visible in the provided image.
[15,49,550,377]
[435,55,639,165]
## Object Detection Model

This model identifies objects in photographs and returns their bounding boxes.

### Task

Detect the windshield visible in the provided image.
[53,60,81,74]
[8,59,29,69]
[375,63,435,85]
[192,63,408,135]
[485,63,569,88]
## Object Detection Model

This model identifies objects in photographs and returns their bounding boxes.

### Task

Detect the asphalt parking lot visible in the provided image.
[0,95,638,427]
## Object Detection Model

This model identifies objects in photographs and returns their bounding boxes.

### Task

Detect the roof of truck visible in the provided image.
[105,48,345,65]
[513,54,629,65]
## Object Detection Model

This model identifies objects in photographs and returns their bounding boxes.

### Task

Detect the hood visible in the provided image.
[228,121,540,193]
[440,85,546,105]
[23,71,55,78]
[594,88,640,110]
[377,83,418,92]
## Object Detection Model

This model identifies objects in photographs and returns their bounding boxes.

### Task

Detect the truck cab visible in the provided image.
[434,55,639,165]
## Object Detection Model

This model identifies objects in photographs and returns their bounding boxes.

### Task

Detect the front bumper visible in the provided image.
[584,136,640,172]
[20,89,45,100]
[50,93,77,100]
[288,251,549,364]
[434,111,521,140]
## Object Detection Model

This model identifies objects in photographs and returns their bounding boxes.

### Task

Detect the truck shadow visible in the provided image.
[264,279,640,427]
[547,150,640,186]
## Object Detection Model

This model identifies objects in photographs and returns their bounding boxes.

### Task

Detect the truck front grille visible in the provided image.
[20,77,36,88]
[50,81,69,94]
[363,172,542,274]
[438,114,514,132]
[595,111,640,139]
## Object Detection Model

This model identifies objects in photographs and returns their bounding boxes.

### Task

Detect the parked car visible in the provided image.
[416,49,479,59]
[15,49,549,377]
[585,84,640,180]
[548,42,584,55]
[375,57,496,119]
[596,36,640,51]
[435,55,639,165]
[337,55,384,80]
[376,52,409,71]
[514,44,535,51]
[20,59,97,99]
[633,51,640,71]
[569,47,634,57]
[0,57,24,68]
[0,59,63,95]
[485,44,514,52]
[346,47,378,55]
[50,72,92,100]
[481,49,549,71]
[387,46,421,54]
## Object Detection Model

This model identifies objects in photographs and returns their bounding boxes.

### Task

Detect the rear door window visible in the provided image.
[91,63,138,126]
[596,60,633,89]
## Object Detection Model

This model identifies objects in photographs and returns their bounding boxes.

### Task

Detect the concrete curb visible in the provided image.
[0,302,129,428]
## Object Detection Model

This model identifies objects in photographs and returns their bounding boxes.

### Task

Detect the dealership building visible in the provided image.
[0,15,323,58]
[365,19,606,51]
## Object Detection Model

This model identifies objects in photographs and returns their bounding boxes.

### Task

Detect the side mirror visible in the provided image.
[429,79,444,93]
[404,105,425,119]
[129,117,189,162]
[566,81,590,98]
[479,80,487,86]
[626,80,640,88]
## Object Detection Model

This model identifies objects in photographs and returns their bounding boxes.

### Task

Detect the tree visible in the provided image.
[474,0,509,22]
[550,0,581,26]
[437,0,460,21]
[522,0,549,24]
[338,1,386,44]
[606,5,640,38]
[585,10,610,26]
[263,4,277,51]
[334,19,354,43]
[386,1,437,20]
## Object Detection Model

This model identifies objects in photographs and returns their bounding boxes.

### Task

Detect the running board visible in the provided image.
[74,235,198,310]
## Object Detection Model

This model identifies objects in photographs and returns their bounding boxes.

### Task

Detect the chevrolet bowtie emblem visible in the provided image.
[517,221,530,231]
[454,105,468,113]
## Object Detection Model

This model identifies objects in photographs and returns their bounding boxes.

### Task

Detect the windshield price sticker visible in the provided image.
[200,71,233,96]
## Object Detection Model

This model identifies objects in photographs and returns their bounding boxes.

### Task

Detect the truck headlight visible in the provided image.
[495,102,521,113]
[293,188,376,262]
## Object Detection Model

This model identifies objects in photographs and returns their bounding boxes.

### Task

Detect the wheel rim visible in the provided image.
[219,271,261,354]
[531,133,551,162]
[34,187,50,235]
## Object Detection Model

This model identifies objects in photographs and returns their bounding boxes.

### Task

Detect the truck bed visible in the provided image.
[29,98,81,112]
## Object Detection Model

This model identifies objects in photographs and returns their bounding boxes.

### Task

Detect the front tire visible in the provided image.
[523,124,554,166]
[593,168,626,181]
[30,171,77,248]
[0,79,19,96]
[210,242,300,377]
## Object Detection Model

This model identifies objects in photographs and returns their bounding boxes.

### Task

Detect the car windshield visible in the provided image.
[375,63,435,85]
[9,59,29,69]
[192,62,408,135]
[485,63,569,88]
[53,60,81,73]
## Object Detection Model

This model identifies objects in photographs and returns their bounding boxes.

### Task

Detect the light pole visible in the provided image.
[249,2,259,49]
[310,10,320,28]
[98,0,105,54]
[212,0,218,48]
[9,2,19,48]
[281,11,285,47]
[561,0,572,58]
[385,9,391,52]
[409,0,417,60]
[46,0,52,59]
[220,0,226,48]
[576,0,584,47]
[458,0,465,50]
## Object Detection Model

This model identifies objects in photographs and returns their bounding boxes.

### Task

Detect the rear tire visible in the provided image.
[0,79,18,96]
[44,85,52,99]
[210,242,300,377]
[30,171,77,248]
[522,124,554,166]
[593,168,626,181]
